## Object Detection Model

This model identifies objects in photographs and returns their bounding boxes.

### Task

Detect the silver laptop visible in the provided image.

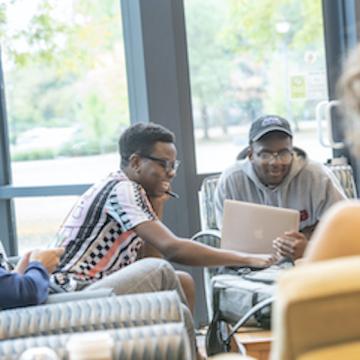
[221,199,300,254]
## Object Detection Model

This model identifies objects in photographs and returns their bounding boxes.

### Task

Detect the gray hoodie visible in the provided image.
[214,153,346,230]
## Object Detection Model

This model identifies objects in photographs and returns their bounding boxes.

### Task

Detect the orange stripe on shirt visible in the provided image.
[88,230,134,277]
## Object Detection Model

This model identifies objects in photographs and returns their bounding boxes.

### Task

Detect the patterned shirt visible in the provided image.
[0,241,11,271]
[52,170,157,291]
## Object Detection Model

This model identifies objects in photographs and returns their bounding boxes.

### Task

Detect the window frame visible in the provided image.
[0,0,358,326]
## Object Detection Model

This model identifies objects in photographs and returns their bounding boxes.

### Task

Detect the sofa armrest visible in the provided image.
[0,290,183,340]
[0,323,191,360]
[46,288,114,304]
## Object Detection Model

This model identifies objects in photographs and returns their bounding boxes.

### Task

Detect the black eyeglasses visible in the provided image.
[256,149,293,163]
[141,155,181,172]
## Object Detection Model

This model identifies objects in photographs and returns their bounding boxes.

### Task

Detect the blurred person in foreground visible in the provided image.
[214,115,346,261]
[304,44,360,262]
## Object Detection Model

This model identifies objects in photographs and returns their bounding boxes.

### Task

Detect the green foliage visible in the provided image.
[11,137,118,161]
[4,0,67,67]
[224,0,323,56]
[185,0,325,135]
[3,0,326,151]
[11,147,56,161]
[292,0,323,50]
[74,91,123,154]
[186,0,232,104]
[185,0,238,137]
[0,3,6,38]
[2,0,129,159]
[58,138,117,157]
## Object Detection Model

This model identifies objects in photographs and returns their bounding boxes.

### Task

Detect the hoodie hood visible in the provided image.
[214,148,345,231]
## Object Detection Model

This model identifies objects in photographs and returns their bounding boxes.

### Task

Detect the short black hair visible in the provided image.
[119,122,175,168]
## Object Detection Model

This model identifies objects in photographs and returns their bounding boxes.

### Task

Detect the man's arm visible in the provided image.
[138,242,164,259]
[0,247,64,310]
[0,262,49,309]
[135,220,273,268]
[141,194,171,259]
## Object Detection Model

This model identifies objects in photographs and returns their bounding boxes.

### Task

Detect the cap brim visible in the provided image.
[251,127,293,142]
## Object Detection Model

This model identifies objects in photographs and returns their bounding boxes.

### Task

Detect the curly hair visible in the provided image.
[338,44,360,156]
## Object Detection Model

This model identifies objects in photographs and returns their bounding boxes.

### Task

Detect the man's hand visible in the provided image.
[14,251,32,274]
[273,231,308,260]
[29,247,65,274]
[148,193,171,219]
[246,253,277,269]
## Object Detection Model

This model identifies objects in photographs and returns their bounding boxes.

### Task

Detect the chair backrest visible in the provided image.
[199,174,221,231]
[325,161,357,199]
[0,323,191,360]
[271,256,360,360]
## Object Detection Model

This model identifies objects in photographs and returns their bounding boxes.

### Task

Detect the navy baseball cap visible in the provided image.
[249,115,293,143]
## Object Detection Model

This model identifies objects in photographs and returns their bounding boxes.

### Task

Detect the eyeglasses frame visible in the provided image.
[140,154,181,172]
[256,149,294,163]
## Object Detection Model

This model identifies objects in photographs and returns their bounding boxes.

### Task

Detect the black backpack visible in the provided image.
[206,259,293,356]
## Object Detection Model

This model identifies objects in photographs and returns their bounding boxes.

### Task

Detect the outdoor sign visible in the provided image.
[307,71,327,100]
[290,75,306,99]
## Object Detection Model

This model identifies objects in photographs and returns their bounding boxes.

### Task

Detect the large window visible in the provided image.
[1,0,129,252]
[14,196,78,253]
[185,0,331,174]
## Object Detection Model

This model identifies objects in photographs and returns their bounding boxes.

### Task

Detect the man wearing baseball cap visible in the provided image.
[214,115,346,260]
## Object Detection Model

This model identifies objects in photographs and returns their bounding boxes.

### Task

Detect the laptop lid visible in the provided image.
[221,199,300,254]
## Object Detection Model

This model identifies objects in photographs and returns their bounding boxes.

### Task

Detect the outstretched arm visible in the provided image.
[135,220,273,268]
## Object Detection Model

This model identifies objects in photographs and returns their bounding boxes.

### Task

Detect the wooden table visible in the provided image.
[231,327,272,360]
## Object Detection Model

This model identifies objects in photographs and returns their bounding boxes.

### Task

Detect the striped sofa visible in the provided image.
[0,290,192,359]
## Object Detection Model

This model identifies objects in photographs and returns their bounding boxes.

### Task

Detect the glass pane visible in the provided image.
[184,0,331,174]
[2,0,129,185]
[14,196,79,254]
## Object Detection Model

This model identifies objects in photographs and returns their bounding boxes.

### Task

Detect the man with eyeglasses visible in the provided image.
[51,122,273,359]
[215,115,346,260]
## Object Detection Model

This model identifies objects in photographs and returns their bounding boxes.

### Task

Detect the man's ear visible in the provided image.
[129,153,142,170]
[247,145,254,160]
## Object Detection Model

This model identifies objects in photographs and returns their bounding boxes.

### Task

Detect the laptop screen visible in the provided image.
[221,200,300,254]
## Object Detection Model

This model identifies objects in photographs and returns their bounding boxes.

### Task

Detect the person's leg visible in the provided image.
[176,270,196,314]
[136,242,196,312]
[86,258,197,359]
[87,258,188,302]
